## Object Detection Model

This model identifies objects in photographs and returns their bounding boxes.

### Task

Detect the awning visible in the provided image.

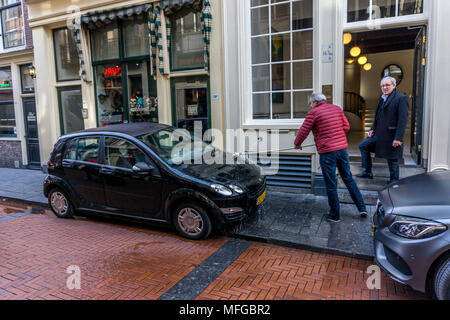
[81,3,152,29]
[156,0,203,15]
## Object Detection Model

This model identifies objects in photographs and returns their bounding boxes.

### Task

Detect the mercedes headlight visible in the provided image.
[211,184,233,196]
[389,216,447,239]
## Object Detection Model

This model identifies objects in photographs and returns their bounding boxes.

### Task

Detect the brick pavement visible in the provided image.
[0,201,429,300]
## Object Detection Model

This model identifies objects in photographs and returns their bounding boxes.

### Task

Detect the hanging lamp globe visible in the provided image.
[350,46,361,57]
[358,56,368,65]
[343,33,352,45]
[363,63,373,71]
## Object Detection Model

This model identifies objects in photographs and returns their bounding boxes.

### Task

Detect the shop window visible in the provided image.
[347,0,424,23]
[0,0,24,49]
[250,0,313,120]
[58,86,84,135]
[20,64,34,93]
[53,28,81,81]
[91,22,120,62]
[95,64,124,126]
[170,12,204,71]
[0,67,15,136]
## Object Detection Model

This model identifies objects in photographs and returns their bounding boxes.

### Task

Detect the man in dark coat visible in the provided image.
[357,76,410,183]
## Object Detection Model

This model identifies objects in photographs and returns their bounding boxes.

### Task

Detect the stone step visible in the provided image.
[349,162,425,178]
[338,176,388,192]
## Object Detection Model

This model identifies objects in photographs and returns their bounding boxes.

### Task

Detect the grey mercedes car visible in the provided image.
[373,170,450,300]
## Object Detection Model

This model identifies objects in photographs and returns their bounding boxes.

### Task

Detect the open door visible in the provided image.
[411,26,427,165]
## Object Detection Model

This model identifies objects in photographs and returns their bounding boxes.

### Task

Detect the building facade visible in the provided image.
[23,0,450,191]
[0,0,37,168]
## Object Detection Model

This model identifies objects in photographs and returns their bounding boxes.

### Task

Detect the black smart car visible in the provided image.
[44,123,266,240]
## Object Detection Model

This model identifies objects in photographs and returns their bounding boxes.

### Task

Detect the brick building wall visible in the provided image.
[0,141,23,168]
[23,2,34,50]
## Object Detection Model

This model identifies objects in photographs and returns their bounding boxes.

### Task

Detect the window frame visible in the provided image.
[53,27,82,82]
[244,0,317,126]
[344,0,429,29]
[0,1,25,50]
[19,63,35,94]
[63,136,102,165]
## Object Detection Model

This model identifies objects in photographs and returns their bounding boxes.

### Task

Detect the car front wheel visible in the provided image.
[48,188,74,219]
[173,202,212,240]
[434,256,450,300]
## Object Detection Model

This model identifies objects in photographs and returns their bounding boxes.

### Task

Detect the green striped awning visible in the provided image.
[81,3,152,29]
[156,0,203,15]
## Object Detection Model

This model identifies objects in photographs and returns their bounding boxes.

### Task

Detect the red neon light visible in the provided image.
[103,67,122,76]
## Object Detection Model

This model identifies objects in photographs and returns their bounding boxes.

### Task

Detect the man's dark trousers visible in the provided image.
[359,136,400,182]
[319,149,367,219]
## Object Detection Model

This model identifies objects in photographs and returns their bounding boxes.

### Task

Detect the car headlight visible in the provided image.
[210,184,233,196]
[389,216,448,239]
[229,184,244,194]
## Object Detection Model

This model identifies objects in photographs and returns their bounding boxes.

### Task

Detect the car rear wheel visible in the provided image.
[434,256,450,300]
[48,188,74,219]
[173,202,212,240]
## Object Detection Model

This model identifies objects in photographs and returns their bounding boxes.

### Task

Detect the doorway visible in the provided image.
[171,76,211,139]
[342,26,426,165]
[23,98,41,168]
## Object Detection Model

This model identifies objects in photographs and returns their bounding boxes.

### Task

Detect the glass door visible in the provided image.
[171,76,210,139]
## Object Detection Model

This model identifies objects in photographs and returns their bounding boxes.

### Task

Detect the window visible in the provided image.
[0,67,15,136]
[170,12,204,71]
[250,0,313,120]
[63,139,77,160]
[0,0,24,49]
[58,86,84,135]
[347,0,424,23]
[20,64,34,93]
[91,22,120,62]
[123,19,150,58]
[105,137,147,169]
[77,137,100,163]
[53,28,81,81]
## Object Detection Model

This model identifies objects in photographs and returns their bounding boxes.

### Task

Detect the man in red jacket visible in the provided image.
[294,93,367,222]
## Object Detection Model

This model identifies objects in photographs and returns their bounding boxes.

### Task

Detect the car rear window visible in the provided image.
[63,137,100,163]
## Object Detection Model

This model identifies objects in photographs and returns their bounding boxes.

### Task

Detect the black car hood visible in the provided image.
[388,170,450,208]
[176,162,264,192]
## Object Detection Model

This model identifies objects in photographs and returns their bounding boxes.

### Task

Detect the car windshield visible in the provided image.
[137,128,212,166]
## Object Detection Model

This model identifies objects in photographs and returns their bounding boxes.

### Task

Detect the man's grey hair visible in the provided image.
[381,76,397,87]
[310,93,327,103]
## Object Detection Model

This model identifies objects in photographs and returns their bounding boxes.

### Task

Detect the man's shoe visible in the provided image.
[356,172,373,179]
[360,212,368,218]
[326,215,341,223]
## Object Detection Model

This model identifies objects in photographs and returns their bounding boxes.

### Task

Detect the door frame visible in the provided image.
[170,75,212,132]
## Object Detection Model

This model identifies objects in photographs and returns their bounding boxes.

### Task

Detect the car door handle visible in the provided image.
[100,167,115,175]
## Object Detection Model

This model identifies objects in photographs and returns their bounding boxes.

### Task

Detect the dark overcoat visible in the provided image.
[371,89,410,160]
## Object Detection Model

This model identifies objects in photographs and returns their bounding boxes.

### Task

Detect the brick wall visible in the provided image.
[0,141,23,168]
[23,2,33,50]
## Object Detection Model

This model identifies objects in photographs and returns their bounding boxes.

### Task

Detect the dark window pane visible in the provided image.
[372,0,396,19]
[251,0,268,6]
[252,36,270,64]
[0,67,12,89]
[54,28,80,81]
[77,138,99,163]
[347,0,370,22]
[398,0,423,15]
[2,4,24,48]
[123,19,150,58]
[105,138,147,169]
[253,93,270,119]
[293,61,313,89]
[293,31,313,60]
[0,103,15,136]
[91,23,119,61]
[63,139,77,160]
[59,86,84,135]
[271,33,290,62]
[294,91,313,118]
[271,3,290,33]
[293,0,313,30]
[272,63,290,91]
[272,92,291,119]
[251,7,269,36]
[171,12,204,71]
[252,65,270,92]
[20,65,35,93]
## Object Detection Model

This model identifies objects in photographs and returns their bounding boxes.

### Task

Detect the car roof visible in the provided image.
[66,122,172,138]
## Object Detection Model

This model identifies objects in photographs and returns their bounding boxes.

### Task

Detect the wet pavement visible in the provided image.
[0,168,377,259]
[0,199,428,300]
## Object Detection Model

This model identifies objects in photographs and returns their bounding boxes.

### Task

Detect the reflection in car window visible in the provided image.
[137,128,210,166]
[77,138,100,163]
[63,139,78,160]
[105,137,147,169]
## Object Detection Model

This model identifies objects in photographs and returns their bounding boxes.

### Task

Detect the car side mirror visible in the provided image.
[132,162,154,173]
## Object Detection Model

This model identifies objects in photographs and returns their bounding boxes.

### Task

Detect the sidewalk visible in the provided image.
[0,168,376,260]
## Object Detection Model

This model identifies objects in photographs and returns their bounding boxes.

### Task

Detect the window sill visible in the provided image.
[242,120,304,131]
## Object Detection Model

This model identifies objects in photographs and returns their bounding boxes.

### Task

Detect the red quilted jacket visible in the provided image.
[294,101,350,154]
